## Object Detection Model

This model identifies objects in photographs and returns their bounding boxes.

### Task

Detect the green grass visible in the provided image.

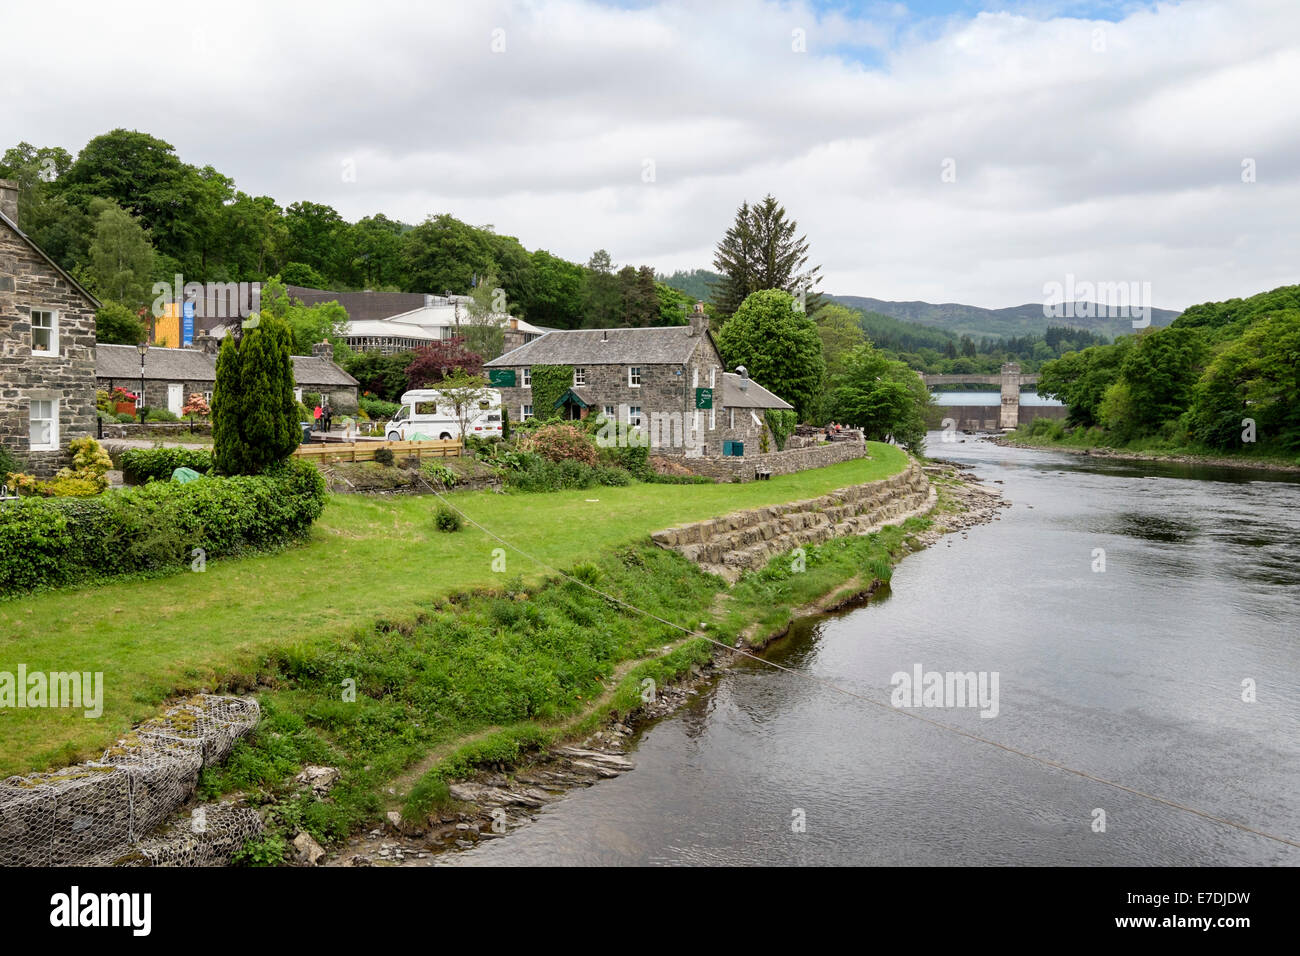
[0,443,908,777]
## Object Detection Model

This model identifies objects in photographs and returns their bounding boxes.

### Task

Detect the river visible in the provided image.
[444,436,1300,866]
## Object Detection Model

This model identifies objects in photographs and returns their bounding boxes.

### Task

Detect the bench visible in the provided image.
[755,469,772,481]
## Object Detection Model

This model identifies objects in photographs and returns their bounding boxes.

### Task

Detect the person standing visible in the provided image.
[313,403,323,432]
[322,399,333,433]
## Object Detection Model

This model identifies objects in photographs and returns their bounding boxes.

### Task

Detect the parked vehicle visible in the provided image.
[385,389,503,442]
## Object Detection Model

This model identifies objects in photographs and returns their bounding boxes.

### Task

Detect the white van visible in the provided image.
[385,388,503,442]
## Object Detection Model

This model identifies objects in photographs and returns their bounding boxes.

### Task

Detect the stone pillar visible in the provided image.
[1000,362,1020,430]
[0,179,18,223]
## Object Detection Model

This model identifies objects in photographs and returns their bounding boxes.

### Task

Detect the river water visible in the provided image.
[446,436,1300,866]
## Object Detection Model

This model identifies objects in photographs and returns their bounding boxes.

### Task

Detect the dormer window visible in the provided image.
[31,309,57,356]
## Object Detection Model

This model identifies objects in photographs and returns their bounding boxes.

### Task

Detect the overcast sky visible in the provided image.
[3,0,1298,310]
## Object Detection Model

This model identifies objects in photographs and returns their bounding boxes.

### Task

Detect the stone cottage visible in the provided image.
[0,179,99,476]
[484,304,794,457]
[96,338,360,415]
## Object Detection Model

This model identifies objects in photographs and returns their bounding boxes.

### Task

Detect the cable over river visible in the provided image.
[444,436,1300,866]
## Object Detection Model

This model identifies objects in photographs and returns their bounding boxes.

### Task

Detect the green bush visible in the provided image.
[359,396,401,421]
[0,445,18,479]
[374,447,395,466]
[0,458,326,595]
[119,447,214,483]
[433,503,462,533]
[145,408,180,423]
[518,422,598,465]
[114,412,136,424]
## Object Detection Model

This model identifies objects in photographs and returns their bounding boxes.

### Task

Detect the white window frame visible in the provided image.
[573,367,586,387]
[628,405,643,427]
[729,408,735,429]
[521,368,531,387]
[294,387,304,402]
[522,404,534,421]
[603,405,616,419]
[628,366,642,387]
[31,309,58,356]
[30,399,58,451]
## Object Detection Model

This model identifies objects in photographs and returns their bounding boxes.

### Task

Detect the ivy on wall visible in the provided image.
[530,365,574,421]
[765,409,797,450]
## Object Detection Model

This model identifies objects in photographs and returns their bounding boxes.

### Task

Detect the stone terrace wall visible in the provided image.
[652,461,932,582]
[677,436,866,482]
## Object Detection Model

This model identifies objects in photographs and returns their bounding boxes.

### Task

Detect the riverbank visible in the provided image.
[321,460,1007,866]
[994,433,1300,474]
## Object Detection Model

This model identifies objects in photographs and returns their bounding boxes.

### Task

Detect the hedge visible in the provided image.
[119,447,214,483]
[0,459,326,595]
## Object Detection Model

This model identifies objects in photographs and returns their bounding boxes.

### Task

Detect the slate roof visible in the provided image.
[485,326,704,367]
[291,355,359,387]
[96,343,359,388]
[96,344,216,381]
[721,372,793,410]
[0,209,100,310]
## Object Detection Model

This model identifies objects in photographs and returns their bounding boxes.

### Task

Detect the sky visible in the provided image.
[3,0,1298,310]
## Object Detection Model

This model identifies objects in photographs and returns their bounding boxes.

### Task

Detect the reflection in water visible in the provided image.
[443,438,1300,867]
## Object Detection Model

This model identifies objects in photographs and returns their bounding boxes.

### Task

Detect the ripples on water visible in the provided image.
[444,438,1300,866]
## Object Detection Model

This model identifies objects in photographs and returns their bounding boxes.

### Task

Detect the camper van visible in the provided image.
[384,388,503,442]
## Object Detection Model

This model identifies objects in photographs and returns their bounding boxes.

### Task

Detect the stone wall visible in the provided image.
[99,421,213,439]
[652,460,932,582]
[675,435,867,482]
[0,224,97,476]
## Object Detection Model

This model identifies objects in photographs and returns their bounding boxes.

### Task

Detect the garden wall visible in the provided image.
[676,435,867,482]
[99,422,212,439]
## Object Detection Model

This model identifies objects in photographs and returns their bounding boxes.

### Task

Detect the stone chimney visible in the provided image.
[688,301,708,337]
[194,331,219,355]
[0,179,18,224]
[312,340,334,361]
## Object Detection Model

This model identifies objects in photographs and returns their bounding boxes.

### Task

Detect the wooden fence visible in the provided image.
[292,438,462,463]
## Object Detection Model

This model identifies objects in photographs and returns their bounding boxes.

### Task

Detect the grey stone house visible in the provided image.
[0,179,99,476]
[484,305,794,457]
[96,339,360,415]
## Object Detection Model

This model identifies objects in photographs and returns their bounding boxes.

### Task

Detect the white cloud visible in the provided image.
[1,0,1297,309]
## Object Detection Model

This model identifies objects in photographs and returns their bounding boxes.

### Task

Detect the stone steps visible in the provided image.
[652,462,932,583]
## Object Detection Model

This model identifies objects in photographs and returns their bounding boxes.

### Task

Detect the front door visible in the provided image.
[167,383,184,416]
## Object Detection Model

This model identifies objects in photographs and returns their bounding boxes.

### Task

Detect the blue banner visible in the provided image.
[182,301,195,346]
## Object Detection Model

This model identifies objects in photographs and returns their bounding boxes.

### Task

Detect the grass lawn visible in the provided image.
[0,443,909,776]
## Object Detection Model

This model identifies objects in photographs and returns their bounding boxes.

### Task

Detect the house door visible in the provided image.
[167,383,184,416]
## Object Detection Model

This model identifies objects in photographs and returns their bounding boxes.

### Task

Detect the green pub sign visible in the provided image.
[488,369,517,388]
[694,387,714,410]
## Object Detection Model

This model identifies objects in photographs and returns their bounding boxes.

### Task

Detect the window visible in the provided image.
[628,367,641,387]
[522,404,534,421]
[521,368,531,387]
[603,405,616,419]
[294,387,304,402]
[204,391,213,403]
[31,309,57,355]
[30,400,57,450]
[628,405,643,427]
[574,367,586,387]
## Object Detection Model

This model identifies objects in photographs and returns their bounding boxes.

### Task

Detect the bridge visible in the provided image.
[922,363,1058,432]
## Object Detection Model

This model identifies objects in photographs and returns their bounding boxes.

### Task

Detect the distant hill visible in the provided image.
[658,269,722,303]
[829,296,1180,341]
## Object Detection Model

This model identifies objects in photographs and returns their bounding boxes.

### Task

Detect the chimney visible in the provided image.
[736,365,749,390]
[688,301,708,338]
[194,331,220,356]
[0,179,18,225]
[312,340,334,361]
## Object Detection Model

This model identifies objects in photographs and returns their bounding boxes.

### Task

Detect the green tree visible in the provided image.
[580,249,620,327]
[402,213,495,294]
[95,301,147,345]
[825,344,929,450]
[712,195,822,319]
[1117,327,1206,432]
[522,249,584,328]
[1036,338,1133,427]
[283,201,346,278]
[212,314,300,474]
[716,289,825,420]
[86,200,155,307]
